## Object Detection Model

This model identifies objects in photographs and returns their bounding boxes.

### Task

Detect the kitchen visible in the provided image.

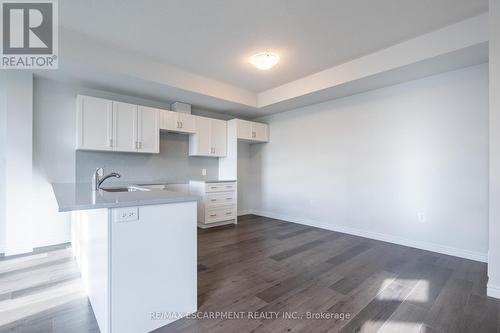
[1,1,499,332]
[50,94,269,333]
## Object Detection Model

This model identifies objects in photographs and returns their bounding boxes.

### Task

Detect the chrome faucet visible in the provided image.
[92,168,122,191]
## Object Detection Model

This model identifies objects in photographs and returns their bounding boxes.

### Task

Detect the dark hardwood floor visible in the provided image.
[1,215,499,333]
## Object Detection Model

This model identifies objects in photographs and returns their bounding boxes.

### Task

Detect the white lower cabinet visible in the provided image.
[189,180,237,228]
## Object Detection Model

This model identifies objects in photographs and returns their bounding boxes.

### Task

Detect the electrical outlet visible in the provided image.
[114,207,139,222]
[417,212,426,223]
[202,168,207,176]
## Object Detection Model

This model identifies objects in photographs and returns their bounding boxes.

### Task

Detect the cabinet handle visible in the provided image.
[226,212,232,215]
[210,214,217,217]
[210,199,217,202]
[180,121,183,129]
[108,139,113,147]
[210,186,217,189]
[139,142,143,149]
[226,198,232,200]
[252,131,256,138]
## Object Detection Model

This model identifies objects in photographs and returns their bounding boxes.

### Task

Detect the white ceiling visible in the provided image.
[60,0,488,92]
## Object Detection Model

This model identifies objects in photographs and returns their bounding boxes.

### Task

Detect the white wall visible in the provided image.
[0,75,6,253]
[488,0,500,298]
[248,64,489,261]
[32,78,78,248]
[2,72,34,255]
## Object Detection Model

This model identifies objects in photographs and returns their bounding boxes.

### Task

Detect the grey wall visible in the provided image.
[247,64,489,261]
[76,132,218,183]
[237,142,258,213]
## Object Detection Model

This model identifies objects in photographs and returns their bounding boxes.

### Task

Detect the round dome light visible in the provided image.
[249,52,280,70]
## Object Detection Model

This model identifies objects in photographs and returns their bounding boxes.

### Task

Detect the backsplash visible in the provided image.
[76,132,218,184]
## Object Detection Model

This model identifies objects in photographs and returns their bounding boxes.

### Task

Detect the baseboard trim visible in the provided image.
[487,284,500,299]
[237,210,253,216]
[252,210,487,263]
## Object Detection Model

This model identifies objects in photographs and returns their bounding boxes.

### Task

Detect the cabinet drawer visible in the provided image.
[205,182,235,192]
[206,192,235,207]
[206,207,236,224]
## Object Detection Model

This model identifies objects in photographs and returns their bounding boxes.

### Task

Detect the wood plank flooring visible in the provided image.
[0,215,499,333]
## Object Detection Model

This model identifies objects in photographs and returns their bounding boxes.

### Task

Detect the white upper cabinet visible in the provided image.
[236,119,253,140]
[189,117,227,157]
[76,95,113,151]
[211,119,227,156]
[252,122,269,142]
[112,102,138,152]
[137,106,159,153]
[178,113,196,133]
[159,110,196,134]
[235,119,269,143]
[189,116,211,156]
[76,95,159,154]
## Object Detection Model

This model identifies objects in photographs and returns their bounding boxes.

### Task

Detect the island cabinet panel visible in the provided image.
[71,202,197,333]
[71,208,111,333]
[110,203,197,333]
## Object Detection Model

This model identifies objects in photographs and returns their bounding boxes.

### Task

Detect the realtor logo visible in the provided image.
[1,0,58,69]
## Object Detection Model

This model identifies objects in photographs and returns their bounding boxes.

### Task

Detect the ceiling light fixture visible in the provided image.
[249,52,280,70]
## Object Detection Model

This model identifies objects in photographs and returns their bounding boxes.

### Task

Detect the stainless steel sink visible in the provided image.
[101,186,151,193]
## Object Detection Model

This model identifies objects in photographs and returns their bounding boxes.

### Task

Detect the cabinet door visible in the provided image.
[138,106,159,153]
[77,95,113,151]
[160,110,178,131]
[211,119,227,157]
[178,113,196,134]
[253,122,269,142]
[113,102,138,152]
[189,116,211,156]
[236,119,253,140]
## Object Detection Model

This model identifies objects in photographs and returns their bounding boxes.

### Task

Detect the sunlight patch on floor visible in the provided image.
[377,279,429,302]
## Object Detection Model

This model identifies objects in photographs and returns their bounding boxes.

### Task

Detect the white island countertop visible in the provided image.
[52,182,200,212]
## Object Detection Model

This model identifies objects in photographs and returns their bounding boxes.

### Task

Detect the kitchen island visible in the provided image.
[52,183,199,333]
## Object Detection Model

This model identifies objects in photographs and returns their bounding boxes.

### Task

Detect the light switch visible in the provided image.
[114,207,139,222]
